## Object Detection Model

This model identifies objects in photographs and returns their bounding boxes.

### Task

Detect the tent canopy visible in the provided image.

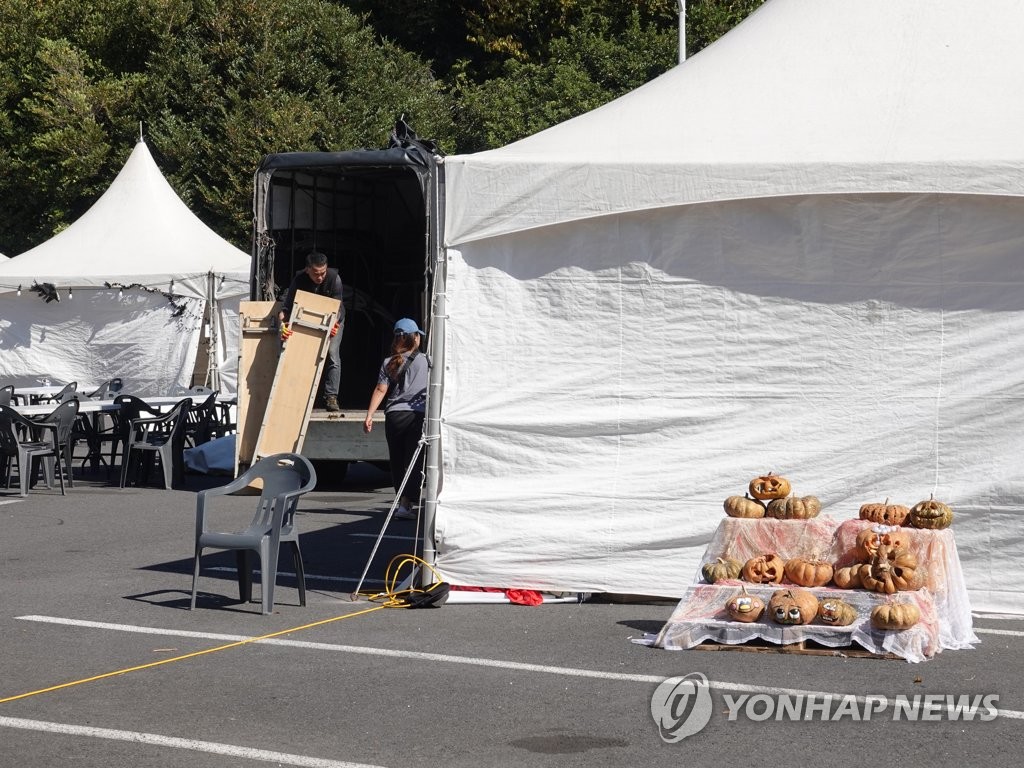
[0,140,250,299]
[436,0,1024,615]
[445,0,1024,246]
[0,140,251,394]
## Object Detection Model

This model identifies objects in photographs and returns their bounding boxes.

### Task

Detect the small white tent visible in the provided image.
[0,140,251,395]
[436,0,1024,613]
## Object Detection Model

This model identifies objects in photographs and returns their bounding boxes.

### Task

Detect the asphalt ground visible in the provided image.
[1,459,1022,767]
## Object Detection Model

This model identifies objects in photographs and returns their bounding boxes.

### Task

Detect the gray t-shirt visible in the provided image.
[377,351,428,413]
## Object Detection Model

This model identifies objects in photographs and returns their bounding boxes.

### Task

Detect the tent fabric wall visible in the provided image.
[0,140,250,395]
[437,0,1024,614]
[437,193,1024,613]
[0,290,203,394]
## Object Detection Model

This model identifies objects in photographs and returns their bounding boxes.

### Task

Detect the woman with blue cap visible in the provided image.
[363,318,429,520]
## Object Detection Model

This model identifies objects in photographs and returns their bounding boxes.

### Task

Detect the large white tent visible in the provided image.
[436,0,1024,614]
[0,140,251,395]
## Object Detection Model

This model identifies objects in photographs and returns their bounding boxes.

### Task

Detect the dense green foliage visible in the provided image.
[0,0,763,254]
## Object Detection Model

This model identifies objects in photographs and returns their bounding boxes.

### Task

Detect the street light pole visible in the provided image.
[678,0,687,63]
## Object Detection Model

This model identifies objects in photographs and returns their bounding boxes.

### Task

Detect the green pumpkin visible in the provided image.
[702,557,743,583]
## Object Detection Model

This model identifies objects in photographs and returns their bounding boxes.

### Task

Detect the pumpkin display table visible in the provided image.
[652,517,978,662]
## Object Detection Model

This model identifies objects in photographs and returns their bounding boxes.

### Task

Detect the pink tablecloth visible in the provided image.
[651,516,978,662]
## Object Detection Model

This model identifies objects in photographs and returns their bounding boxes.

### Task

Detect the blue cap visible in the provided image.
[394,318,424,335]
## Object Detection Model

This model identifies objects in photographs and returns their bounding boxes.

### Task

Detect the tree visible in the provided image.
[0,0,453,253]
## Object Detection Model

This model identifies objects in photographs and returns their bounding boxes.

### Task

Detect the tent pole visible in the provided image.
[420,160,445,585]
[205,272,220,391]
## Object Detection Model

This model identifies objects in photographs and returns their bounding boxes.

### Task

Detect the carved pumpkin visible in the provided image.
[861,545,920,594]
[855,526,912,561]
[871,602,921,630]
[784,557,834,588]
[817,597,858,626]
[768,588,818,625]
[724,493,767,519]
[831,563,867,589]
[859,497,910,526]
[742,553,785,584]
[702,557,743,584]
[909,494,953,530]
[725,585,765,623]
[765,494,822,520]
[748,473,792,501]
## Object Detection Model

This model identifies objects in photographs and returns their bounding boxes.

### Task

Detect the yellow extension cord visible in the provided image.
[359,553,447,607]
[0,553,440,706]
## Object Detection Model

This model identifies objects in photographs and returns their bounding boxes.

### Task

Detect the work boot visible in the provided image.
[324,395,340,412]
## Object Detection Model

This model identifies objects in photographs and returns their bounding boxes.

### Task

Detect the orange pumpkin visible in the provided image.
[725,585,765,623]
[768,588,818,625]
[909,494,953,530]
[765,494,822,520]
[831,563,867,589]
[871,602,921,630]
[859,497,910,526]
[861,545,920,594]
[784,557,834,588]
[748,473,792,501]
[723,493,767,519]
[855,526,912,561]
[817,597,858,626]
[742,553,785,584]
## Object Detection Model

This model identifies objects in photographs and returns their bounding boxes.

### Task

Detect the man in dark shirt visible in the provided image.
[277,250,345,411]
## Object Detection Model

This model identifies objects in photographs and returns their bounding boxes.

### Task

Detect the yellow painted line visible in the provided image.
[0,605,385,705]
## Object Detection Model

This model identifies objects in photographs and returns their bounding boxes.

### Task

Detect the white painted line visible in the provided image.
[207,566,382,585]
[0,499,23,506]
[0,716,385,768]
[975,627,1024,637]
[17,615,1024,721]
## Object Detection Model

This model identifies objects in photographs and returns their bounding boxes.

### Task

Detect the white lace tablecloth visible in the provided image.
[650,517,978,663]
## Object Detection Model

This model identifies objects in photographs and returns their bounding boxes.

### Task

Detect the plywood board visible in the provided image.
[235,301,280,474]
[252,289,340,461]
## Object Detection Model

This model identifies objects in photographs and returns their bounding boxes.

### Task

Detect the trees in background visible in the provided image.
[0,0,762,254]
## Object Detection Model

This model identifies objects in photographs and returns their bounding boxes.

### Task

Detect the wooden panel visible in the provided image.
[235,301,280,475]
[253,290,340,461]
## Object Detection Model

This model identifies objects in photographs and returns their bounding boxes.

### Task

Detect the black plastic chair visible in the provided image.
[119,398,192,490]
[32,399,82,489]
[85,378,124,399]
[190,453,317,614]
[37,381,77,404]
[106,395,162,477]
[0,401,78,496]
[184,391,220,447]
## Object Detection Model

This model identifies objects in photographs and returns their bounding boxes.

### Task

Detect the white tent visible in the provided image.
[0,140,251,395]
[436,0,1024,614]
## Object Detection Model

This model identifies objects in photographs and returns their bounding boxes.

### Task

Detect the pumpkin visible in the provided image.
[725,585,765,623]
[784,557,834,588]
[768,588,818,625]
[860,545,920,594]
[859,497,910,526]
[742,553,785,584]
[871,602,921,630]
[765,494,822,520]
[817,597,858,627]
[748,473,792,501]
[831,563,867,589]
[909,494,953,530]
[724,493,767,519]
[855,526,912,561]
[702,557,743,584]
